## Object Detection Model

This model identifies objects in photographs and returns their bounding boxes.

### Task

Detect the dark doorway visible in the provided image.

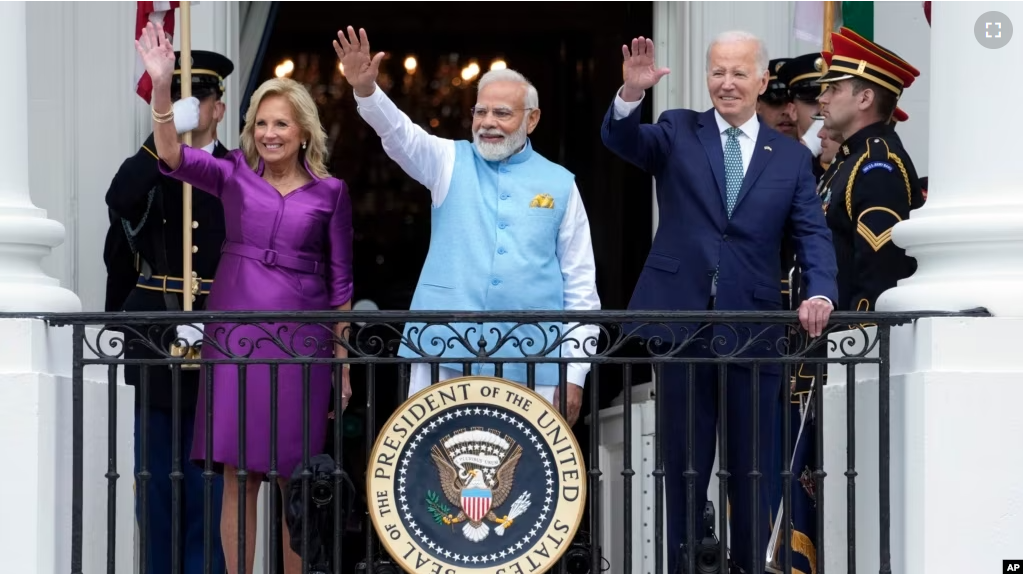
[255,1,655,570]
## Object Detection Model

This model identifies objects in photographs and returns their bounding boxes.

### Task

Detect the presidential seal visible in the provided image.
[368,377,586,574]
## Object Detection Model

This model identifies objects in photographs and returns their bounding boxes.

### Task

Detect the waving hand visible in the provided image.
[621,36,671,102]
[333,26,385,98]
[135,22,176,88]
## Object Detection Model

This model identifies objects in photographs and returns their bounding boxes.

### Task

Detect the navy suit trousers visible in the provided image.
[661,361,781,574]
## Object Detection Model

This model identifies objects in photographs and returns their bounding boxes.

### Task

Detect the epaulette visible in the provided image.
[844,136,913,219]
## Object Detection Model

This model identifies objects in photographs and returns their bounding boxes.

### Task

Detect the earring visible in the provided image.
[302,141,307,150]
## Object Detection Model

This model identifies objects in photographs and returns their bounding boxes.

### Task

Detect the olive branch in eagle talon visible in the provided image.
[426,491,451,525]
[428,434,528,542]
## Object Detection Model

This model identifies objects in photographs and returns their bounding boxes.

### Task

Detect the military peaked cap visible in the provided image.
[776,52,826,102]
[818,30,919,96]
[171,50,234,100]
[760,58,793,105]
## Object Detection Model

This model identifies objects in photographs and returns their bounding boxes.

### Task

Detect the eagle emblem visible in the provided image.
[426,429,532,543]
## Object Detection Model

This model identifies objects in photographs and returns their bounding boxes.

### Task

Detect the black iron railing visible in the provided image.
[1,309,987,574]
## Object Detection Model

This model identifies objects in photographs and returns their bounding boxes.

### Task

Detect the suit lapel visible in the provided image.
[733,123,777,212]
[697,110,726,199]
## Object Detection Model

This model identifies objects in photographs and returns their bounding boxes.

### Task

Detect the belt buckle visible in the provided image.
[263,249,279,266]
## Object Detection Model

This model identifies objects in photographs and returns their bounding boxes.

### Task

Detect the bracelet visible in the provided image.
[152,107,174,124]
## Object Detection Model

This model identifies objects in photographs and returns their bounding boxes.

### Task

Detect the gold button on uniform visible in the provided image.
[191,245,198,253]
[192,221,198,229]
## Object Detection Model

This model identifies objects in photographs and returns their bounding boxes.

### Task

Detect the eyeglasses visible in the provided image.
[470,106,533,120]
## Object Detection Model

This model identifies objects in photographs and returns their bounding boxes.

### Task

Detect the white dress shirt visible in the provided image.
[354,85,602,388]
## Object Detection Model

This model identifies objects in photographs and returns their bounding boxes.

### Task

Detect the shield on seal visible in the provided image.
[460,487,492,523]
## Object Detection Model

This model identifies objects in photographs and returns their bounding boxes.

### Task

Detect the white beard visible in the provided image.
[473,122,528,162]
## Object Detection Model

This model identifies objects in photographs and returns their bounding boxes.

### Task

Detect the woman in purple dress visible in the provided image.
[137,23,354,574]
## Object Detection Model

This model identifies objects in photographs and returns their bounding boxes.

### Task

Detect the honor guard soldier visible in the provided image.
[757,58,799,139]
[771,35,923,572]
[816,28,925,312]
[777,52,828,170]
[104,50,233,574]
[776,52,830,179]
[771,39,921,571]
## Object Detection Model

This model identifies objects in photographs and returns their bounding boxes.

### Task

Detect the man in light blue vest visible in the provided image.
[334,27,600,424]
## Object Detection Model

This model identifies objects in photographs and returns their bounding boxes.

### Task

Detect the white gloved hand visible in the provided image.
[172,97,200,135]
[801,118,824,157]
[176,323,205,347]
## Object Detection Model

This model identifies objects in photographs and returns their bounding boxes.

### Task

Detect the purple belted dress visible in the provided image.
[161,145,354,476]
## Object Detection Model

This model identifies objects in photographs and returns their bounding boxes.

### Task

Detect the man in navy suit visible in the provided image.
[601,32,838,574]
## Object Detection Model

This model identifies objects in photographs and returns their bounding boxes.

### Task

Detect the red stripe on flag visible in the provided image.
[134,1,181,103]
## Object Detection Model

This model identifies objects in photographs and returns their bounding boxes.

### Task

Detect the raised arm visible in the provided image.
[334,27,454,204]
[600,37,676,175]
[135,22,182,171]
[105,102,201,219]
[136,22,235,197]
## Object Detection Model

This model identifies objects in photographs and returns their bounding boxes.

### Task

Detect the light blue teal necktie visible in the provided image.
[714,127,744,293]
[724,126,743,218]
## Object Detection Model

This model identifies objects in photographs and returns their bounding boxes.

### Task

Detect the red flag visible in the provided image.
[134,1,181,104]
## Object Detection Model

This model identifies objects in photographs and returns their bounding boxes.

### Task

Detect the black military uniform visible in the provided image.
[817,31,925,312]
[104,50,233,574]
[823,124,924,310]
[103,207,140,312]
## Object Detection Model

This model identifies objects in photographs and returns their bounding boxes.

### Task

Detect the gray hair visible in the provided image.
[706,30,769,75]
[477,68,539,109]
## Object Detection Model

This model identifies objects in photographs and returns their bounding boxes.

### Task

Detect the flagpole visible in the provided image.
[180,0,193,313]
[172,0,200,366]
[823,1,837,54]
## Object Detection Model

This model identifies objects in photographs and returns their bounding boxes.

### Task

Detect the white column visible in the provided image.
[0,5,134,574]
[866,4,1023,574]
[877,1,1023,317]
[0,1,80,313]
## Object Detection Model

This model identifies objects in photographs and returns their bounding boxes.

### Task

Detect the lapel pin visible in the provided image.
[764,145,772,152]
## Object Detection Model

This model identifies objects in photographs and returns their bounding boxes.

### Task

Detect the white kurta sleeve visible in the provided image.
[353,84,456,206]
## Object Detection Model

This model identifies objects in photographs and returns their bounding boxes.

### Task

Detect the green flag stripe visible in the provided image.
[842,1,874,41]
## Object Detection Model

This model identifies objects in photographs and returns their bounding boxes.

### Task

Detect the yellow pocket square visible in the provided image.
[529,193,555,209]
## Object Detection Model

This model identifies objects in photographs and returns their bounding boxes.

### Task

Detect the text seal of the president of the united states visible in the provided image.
[368,377,587,574]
